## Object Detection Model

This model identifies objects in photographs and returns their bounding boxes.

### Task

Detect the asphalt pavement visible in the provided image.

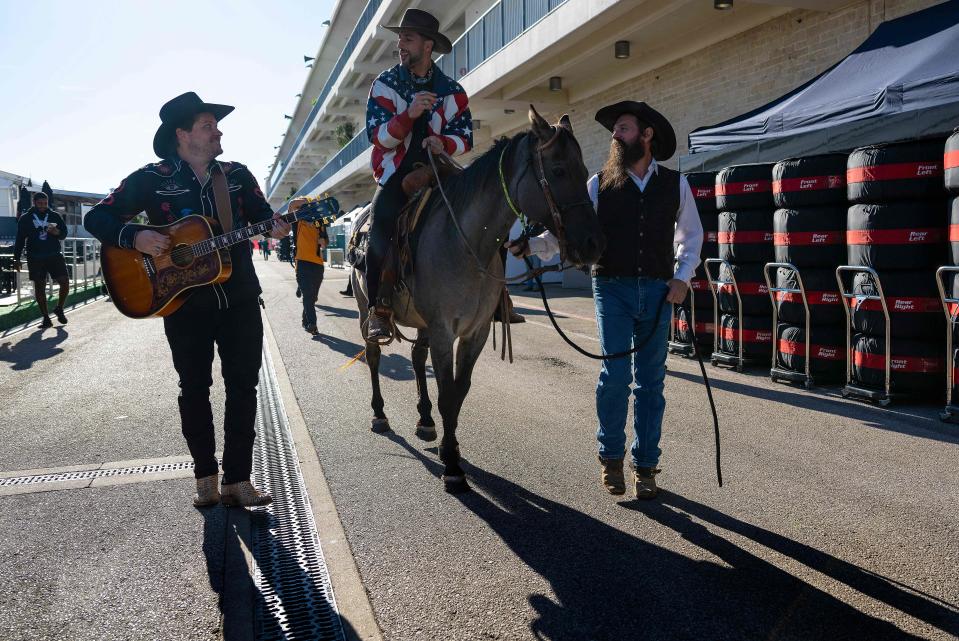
[258,260,959,641]
[0,258,957,641]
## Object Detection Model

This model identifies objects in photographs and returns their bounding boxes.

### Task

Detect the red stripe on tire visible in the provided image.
[778,339,843,360]
[772,175,845,193]
[715,180,772,196]
[717,231,774,244]
[773,231,843,246]
[846,228,944,245]
[853,350,944,373]
[847,161,943,184]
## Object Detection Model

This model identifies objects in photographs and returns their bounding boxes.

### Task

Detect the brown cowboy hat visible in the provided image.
[382,8,452,55]
[595,100,677,161]
[153,91,234,158]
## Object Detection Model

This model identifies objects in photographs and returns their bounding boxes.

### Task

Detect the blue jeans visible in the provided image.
[592,276,670,468]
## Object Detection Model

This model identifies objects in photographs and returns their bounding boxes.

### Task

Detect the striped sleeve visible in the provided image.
[366,78,413,150]
[438,89,472,156]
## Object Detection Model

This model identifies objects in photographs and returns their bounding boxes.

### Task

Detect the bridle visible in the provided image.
[498,129,593,264]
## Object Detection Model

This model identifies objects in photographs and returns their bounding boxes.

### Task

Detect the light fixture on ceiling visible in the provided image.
[714,0,733,9]
[321,20,331,26]
[303,55,315,63]
[295,93,302,98]
[614,41,630,59]
[549,76,562,92]
[284,114,293,120]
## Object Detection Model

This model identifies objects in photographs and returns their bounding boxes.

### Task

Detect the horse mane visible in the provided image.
[440,131,528,214]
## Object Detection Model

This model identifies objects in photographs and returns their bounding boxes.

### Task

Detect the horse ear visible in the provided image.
[558,114,573,133]
[528,104,552,140]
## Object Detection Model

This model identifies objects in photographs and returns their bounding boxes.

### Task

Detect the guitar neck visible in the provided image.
[194,206,336,257]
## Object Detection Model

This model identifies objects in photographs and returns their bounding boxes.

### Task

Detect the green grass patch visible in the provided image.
[0,284,106,331]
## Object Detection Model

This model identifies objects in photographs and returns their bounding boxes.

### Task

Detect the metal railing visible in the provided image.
[273,0,571,203]
[764,262,814,388]
[2,238,103,305]
[268,0,384,197]
[438,0,568,81]
[935,266,959,422]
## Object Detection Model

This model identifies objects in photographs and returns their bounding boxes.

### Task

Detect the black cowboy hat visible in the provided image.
[152,91,234,158]
[595,100,677,161]
[382,8,452,55]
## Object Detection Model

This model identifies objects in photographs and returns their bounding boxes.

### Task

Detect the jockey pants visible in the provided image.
[163,293,263,484]
[366,170,410,309]
[592,276,670,469]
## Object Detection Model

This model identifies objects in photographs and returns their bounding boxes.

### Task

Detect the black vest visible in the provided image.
[592,166,680,280]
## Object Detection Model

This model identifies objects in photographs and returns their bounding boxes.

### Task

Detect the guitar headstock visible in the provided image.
[290,195,341,225]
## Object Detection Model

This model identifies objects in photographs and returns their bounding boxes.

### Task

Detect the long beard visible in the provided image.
[600,138,647,190]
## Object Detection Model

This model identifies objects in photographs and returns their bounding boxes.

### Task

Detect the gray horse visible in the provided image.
[353,106,605,492]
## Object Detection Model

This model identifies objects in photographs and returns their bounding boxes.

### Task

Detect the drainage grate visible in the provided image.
[0,461,196,487]
[252,344,345,641]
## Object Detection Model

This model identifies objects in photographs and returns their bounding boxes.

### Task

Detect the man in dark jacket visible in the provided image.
[15,192,69,328]
[84,92,290,508]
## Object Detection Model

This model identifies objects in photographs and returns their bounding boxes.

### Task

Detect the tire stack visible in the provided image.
[715,163,776,362]
[771,154,848,381]
[846,139,948,396]
[944,128,959,405]
[672,171,718,354]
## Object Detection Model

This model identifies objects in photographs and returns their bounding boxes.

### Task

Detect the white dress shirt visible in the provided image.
[528,159,704,283]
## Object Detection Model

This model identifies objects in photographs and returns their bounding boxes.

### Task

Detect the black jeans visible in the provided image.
[296,261,324,328]
[163,294,263,484]
[366,170,410,308]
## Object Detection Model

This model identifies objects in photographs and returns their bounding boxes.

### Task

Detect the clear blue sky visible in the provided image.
[0,0,336,194]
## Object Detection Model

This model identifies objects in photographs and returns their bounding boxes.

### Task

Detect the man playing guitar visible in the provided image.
[84,91,290,508]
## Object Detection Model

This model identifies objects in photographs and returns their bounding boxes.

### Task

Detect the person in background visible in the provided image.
[289,197,329,335]
[14,192,70,328]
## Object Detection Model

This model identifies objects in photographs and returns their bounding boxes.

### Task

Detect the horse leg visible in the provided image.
[452,329,490,416]
[412,329,436,441]
[429,329,467,492]
[366,340,390,433]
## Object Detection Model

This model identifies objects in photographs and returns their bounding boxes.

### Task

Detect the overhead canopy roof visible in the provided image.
[682,0,959,171]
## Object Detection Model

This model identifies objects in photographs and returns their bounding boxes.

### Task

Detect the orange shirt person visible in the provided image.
[290,198,329,335]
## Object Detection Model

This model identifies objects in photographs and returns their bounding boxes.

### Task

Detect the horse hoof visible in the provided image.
[370,418,391,433]
[442,475,470,494]
[415,423,437,441]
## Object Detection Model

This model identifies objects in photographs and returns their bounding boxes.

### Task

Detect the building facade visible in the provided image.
[266,0,946,222]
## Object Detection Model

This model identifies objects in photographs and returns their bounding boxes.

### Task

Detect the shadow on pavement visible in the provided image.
[200,505,361,640]
[311,333,431,382]
[0,326,68,371]
[317,303,359,320]
[384,432,944,640]
[666,368,959,444]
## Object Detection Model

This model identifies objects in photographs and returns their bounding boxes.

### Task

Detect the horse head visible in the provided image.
[514,105,606,266]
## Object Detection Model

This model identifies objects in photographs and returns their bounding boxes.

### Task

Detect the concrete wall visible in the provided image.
[515,0,946,175]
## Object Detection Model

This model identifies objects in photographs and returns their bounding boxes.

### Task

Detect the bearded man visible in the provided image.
[363,8,473,341]
[509,101,703,499]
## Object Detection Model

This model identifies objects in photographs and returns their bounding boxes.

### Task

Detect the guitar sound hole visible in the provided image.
[170,244,195,268]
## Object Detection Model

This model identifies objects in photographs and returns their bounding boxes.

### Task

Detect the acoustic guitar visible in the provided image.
[102,196,340,318]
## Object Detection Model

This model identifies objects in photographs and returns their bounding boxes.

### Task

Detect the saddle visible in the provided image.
[379,155,463,297]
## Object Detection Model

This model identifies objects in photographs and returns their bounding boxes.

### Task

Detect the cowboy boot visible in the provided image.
[633,466,661,500]
[193,474,220,507]
[368,306,393,342]
[598,456,626,495]
[220,480,272,507]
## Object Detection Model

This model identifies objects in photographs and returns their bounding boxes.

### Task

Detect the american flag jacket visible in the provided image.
[366,63,472,185]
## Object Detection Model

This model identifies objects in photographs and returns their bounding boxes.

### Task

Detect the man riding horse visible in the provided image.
[363,9,472,342]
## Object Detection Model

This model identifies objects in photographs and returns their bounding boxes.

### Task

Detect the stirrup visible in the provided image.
[367,308,394,345]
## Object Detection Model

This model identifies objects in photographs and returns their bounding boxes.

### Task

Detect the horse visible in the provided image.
[352,106,605,492]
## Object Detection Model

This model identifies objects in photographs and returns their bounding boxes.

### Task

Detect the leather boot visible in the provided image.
[598,456,625,495]
[633,466,661,500]
[368,308,393,342]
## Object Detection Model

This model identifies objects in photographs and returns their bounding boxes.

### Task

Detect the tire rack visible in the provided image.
[705,257,765,372]
[764,262,814,388]
[835,265,897,406]
[668,288,707,356]
[935,266,959,423]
